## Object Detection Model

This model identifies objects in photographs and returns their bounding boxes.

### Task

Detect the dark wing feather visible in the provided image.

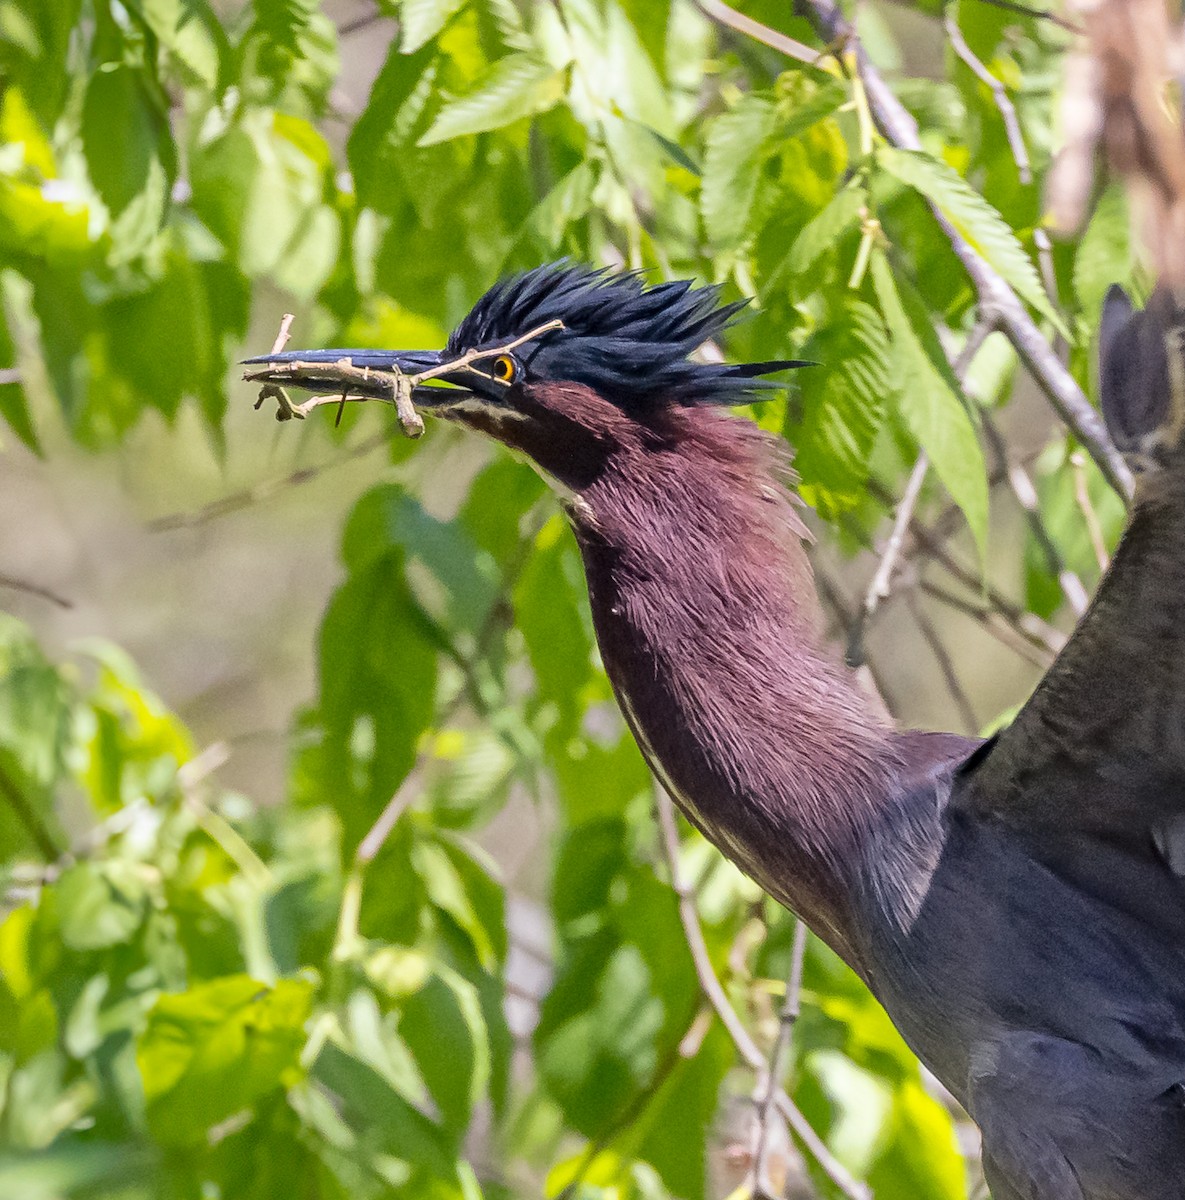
[955,287,1185,867]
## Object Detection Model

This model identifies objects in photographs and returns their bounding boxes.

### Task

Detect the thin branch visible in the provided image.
[750,918,809,1200]
[919,578,1055,669]
[969,0,1083,34]
[944,7,1032,184]
[849,451,929,665]
[696,0,822,66]
[799,0,1133,501]
[1070,451,1110,571]
[981,413,1088,615]
[906,592,981,733]
[655,788,872,1200]
[148,432,388,531]
[0,573,72,609]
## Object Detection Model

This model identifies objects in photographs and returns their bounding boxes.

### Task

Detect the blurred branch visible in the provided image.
[968,0,1082,34]
[1071,450,1110,571]
[944,7,1031,184]
[906,591,981,733]
[798,0,1133,501]
[655,787,872,1200]
[148,432,387,531]
[0,367,20,385]
[750,918,809,1200]
[0,572,72,609]
[697,0,821,66]
[981,414,1088,615]
[919,577,1055,669]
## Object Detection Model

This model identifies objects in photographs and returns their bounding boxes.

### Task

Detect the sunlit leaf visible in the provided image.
[137,975,313,1145]
[418,54,566,146]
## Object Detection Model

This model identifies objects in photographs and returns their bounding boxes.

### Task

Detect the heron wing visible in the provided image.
[956,288,1185,859]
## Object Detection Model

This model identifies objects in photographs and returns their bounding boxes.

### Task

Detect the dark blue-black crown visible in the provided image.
[448,262,805,408]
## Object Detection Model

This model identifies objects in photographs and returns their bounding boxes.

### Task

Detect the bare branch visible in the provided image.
[696,0,822,66]
[1071,450,1110,571]
[945,8,1032,184]
[750,918,809,1200]
[850,451,930,665]
[920,578,1056,669]
[0,573,72,609]
[849,317,997,666]
[655,787,872,1200]
[148,432,388,531]
[907,592,981,733]
[981,414,1089,615]
[968,0,1083,34]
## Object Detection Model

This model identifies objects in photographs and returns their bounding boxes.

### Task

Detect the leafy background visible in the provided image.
[0,0,1134,1197]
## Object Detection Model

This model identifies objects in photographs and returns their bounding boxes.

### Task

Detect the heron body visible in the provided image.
[246,265,1185,1198]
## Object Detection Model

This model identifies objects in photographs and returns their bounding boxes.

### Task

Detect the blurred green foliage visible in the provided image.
[0,0,1137,1196]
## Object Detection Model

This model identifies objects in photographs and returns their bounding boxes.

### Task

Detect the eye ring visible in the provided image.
[491,354,517,384]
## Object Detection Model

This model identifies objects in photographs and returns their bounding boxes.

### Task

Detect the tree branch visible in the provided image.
[750,918,809,1200]
[655,787,871,1200]
[697,0,822,66]
[799,0,1133,501]
[982,413,1089,615]
[0,573,72,609]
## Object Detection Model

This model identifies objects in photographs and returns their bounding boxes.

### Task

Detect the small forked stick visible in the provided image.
[246,318,564,439]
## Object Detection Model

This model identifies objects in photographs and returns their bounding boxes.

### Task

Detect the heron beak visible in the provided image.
[240,347,475,410]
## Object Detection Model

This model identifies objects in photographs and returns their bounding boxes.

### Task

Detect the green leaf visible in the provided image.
[412,834,505,968]
[1073,184,1133,323]
[80,64,175,220]
[417,54,566,146]
[870,249,989,557]
[401,0,468,52]
[399,967,490,1130]
[0,313,36,451]
[792,297,892,515]
[878,146,1064,334]
[784,183,866,278]
[56,862,148,951]
[701,95,775,248]
[137,975,313,1145]
[251,0,317,54]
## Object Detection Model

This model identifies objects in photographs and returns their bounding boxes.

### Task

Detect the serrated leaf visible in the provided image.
[251,0,316,52]
[792,298,892,515]
[871,249,988,559]
[401,0,467,52]
[701,95,775,248]
[417,54,565,146]
[879,146,1065,335]
[785,183,866,277]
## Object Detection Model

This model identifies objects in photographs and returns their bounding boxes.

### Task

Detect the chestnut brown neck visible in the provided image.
[557,402,903,959]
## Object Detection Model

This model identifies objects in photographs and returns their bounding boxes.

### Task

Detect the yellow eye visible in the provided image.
[492,354,517,384]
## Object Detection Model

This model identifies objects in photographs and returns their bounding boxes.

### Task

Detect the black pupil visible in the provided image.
[497,357,512,379]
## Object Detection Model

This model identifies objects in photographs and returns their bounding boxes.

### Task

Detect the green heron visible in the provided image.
[246,264,1185,1199]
